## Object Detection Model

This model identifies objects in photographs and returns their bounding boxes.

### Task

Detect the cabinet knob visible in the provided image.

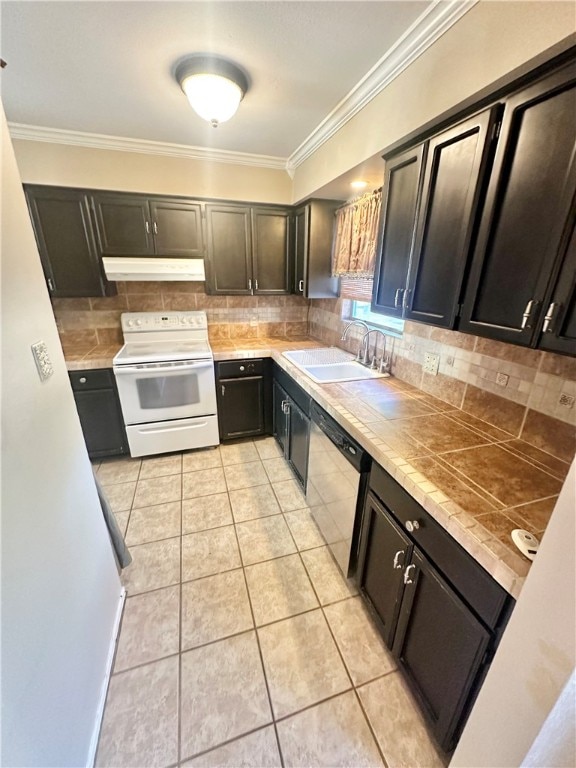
[542,302,559,333]
[403,564,417,584]
[393,550,405,570]
[79,377,87,384]
[298,279,304,293]
[239,366,245,372]
[405,520,420,533]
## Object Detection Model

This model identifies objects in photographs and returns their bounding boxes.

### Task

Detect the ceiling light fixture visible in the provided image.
[175,55,249,128]
[350,180,368,190]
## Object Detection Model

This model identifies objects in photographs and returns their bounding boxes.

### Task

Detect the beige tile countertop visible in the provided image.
[65,337,569,598]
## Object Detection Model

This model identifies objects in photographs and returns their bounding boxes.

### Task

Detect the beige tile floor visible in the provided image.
[94,437,447,768]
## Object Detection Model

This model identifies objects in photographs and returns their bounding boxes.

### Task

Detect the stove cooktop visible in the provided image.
[114,339,213,366]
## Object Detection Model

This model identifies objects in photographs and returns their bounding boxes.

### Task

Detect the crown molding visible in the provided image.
[286,0,478,172]
[7,123,288,171]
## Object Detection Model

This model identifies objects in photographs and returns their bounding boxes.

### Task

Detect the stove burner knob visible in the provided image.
[136,319,143,326]
[188,317,195,324]
[127,320,134,327]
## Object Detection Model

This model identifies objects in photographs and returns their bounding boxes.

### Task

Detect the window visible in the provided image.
[351,300,404,335]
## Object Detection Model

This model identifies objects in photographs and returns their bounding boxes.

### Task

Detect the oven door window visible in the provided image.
[136,373,200,410]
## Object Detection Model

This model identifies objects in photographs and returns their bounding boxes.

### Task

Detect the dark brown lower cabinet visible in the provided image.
[216,359,272,440]
[357,466,514,753]
[69,370,128,459]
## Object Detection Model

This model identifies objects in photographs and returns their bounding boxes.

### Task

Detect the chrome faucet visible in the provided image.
[360,329,390,374]
[340,320,370,359]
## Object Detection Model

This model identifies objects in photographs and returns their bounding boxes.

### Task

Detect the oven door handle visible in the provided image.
[113,360,213,375]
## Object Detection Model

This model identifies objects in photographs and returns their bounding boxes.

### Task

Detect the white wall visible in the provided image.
[451,460,576,767]
[12,139,293,204]
[0,106,122,765]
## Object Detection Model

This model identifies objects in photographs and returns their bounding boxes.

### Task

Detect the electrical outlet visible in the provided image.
[496,372,509,387]
[423,352,440,376]
[559,393,575,408]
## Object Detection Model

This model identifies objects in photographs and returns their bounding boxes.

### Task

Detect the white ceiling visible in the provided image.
[1,1,432,153]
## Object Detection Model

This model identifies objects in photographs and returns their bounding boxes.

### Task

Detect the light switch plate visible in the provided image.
[31,340,54,381]
[423,352,440,376]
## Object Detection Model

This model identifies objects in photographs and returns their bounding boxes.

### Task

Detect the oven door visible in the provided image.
[114,359,217,425]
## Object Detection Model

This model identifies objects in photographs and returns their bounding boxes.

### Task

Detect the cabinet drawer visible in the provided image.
[369,462,509,630]
[217,359,264,378]
[69,369,115,391]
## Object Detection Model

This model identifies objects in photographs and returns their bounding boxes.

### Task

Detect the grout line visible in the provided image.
[178,723,277,767]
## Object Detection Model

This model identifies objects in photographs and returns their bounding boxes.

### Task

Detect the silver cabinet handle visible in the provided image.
[405,520,420,533]
[255,279,259,291]
[402,288,411,309]
[393,550,405,570]
[282,400,290,414]
[394,288,404,308]
[47,277,55,292]
[153,221,158,235]
[521,299,535,329]
[248,278,253,293]
[298,279,304,293]
[145,221,150,234]
[221,384,225,397]
[542,302,559,333]
[404,564,417,585]
[79,377,87,384]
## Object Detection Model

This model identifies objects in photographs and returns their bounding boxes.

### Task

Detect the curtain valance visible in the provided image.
[332,188,382,278]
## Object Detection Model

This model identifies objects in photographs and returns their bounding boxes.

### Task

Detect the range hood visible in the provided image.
[102,257,205,282]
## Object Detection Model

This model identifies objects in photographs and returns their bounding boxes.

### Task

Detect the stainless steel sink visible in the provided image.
[283,349,389,383]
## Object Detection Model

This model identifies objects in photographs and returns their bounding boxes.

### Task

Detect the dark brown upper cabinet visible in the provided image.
[251,207,291,294]
[92,193,203,258]
[404,107,500,328]
[459,63,576,346]
[25,185,112,298]
[205,204,252,294]
[537,214,576,355]
[372,146,426,318]
[205,204,292,295]
[294,200,339,299]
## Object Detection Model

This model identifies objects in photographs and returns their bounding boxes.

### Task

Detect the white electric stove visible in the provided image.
[113,311,219,457]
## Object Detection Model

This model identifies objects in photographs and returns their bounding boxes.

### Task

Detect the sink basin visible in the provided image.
[283,349,388,383]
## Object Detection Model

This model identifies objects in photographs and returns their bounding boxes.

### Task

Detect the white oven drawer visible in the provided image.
[126,415,219,457]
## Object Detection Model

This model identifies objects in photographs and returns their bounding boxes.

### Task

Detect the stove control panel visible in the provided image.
[121,311,208,332]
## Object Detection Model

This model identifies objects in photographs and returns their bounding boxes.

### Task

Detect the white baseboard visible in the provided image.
[86,587,126,767]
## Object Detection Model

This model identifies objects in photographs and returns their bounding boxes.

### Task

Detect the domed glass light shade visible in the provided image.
[175,56,248,128]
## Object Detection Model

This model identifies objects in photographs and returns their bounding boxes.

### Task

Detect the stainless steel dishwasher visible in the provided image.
[305,402,372,577]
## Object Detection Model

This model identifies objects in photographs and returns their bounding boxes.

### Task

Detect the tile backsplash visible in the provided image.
[309,298,576,464]
[52,281,310,347]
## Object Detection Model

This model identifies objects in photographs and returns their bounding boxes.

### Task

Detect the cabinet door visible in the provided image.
[205,204,252,294]
[459,64,576,345]
[538,216,576,355]
[372,145,425,317]
[93,194,154,256]
[252,207,291,294]
[150,200,204,258]
[287,398,310,489]
[217,376,265,439]
[74,388,128,458]
[25,186,108,298]
[393,548,490,752]
[294,206,307,295]
[273,380,289,455]
[357,492,411,648]
[405,108,499,328]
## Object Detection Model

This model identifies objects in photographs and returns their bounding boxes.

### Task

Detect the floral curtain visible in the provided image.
[332,188,382,277]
